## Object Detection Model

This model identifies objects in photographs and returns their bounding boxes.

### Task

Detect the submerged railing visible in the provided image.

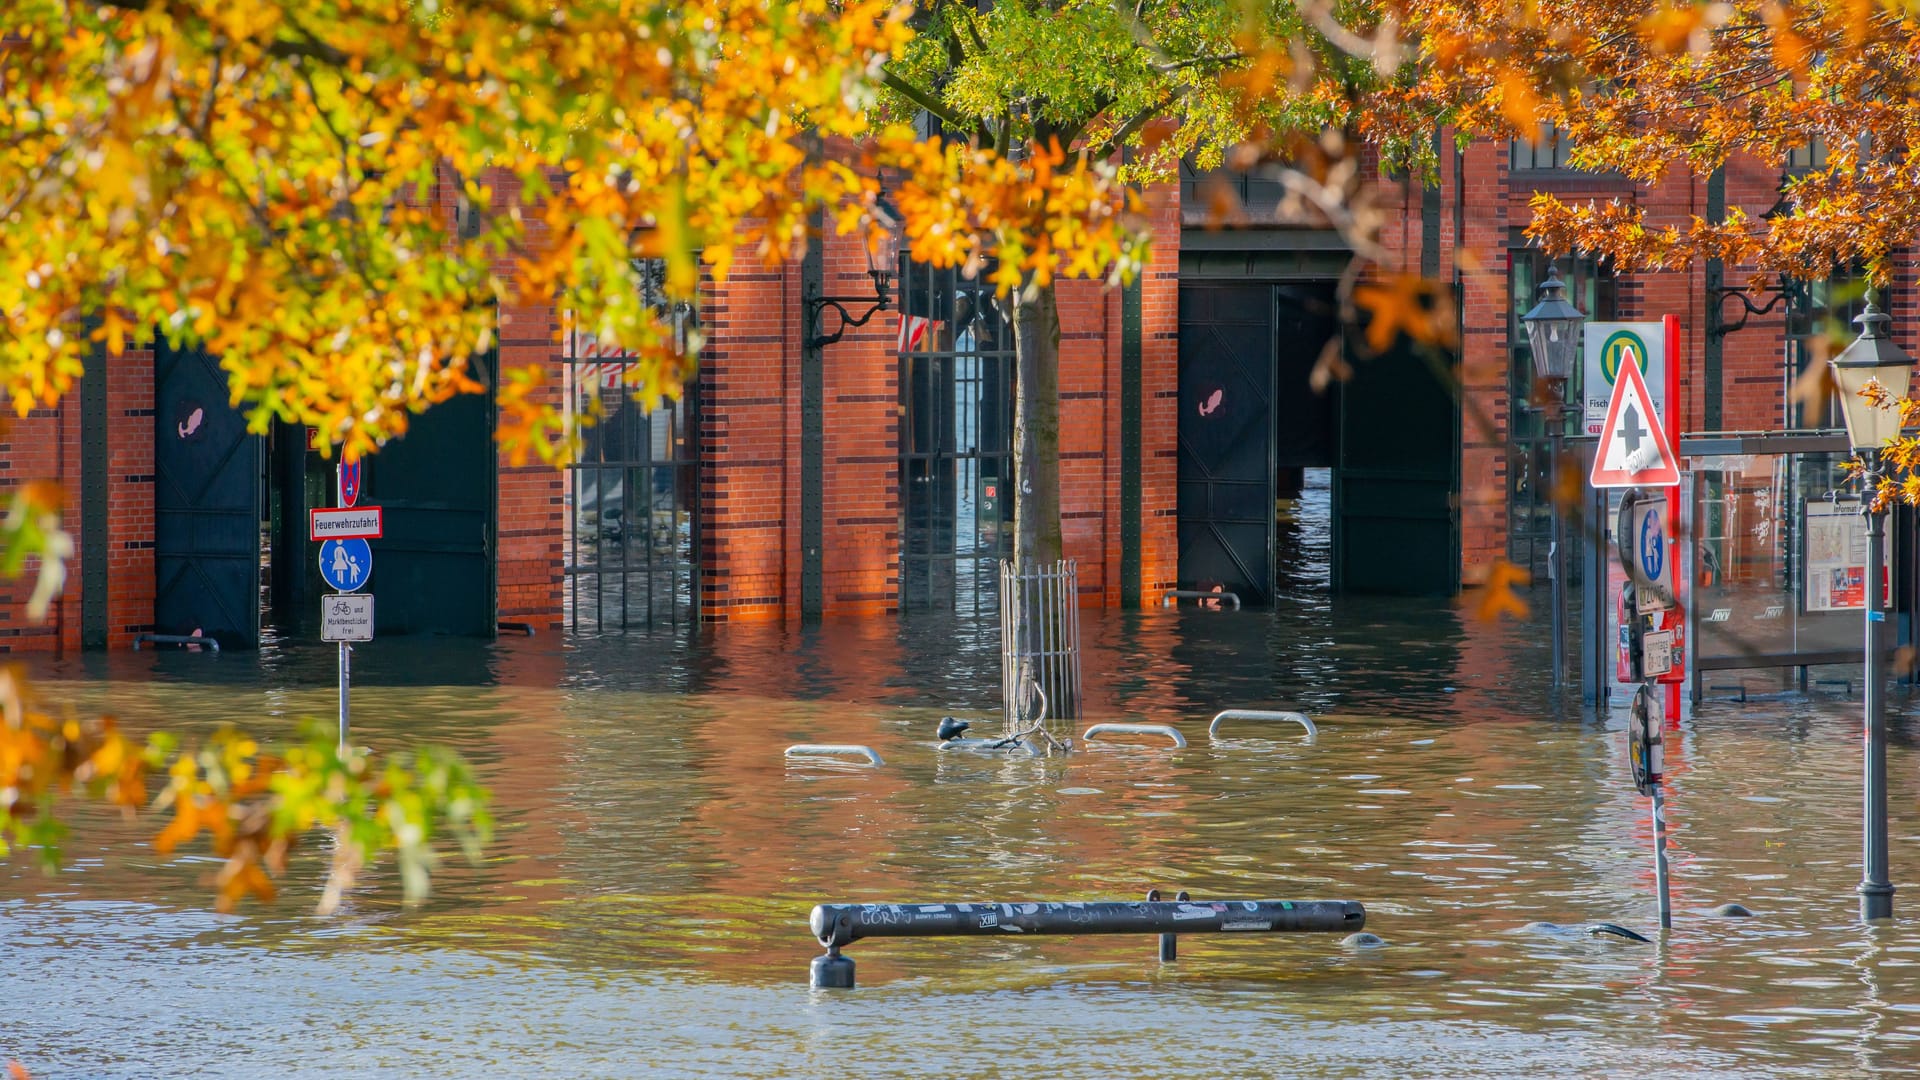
[807,894,1366,987]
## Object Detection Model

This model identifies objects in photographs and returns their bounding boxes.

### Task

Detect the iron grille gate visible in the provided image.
[564,263,699,631]
[898,259,1015,613]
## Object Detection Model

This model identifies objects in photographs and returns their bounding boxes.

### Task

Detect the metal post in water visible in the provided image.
[338,641,351,753]
[1549,413,1568,689]
[810,945,856,989]
[1862,493,1894,922]
[1651,785,1672,931]
[1155,889,1189,962]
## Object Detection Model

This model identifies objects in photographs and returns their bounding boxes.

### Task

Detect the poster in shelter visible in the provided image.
[1804,498,1892,612]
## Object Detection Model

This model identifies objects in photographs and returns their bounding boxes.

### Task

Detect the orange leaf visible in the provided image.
[1473,560,1532,622]
[1497,73,1544,135]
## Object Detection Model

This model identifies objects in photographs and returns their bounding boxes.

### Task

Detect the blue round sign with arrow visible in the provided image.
[1638,505,1664,582]
[318,538,373,593]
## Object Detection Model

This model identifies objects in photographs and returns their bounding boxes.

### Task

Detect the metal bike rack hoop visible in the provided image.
[132,633,221,654]
[785,744,884,767]
[1160,590,1242,610]
[1208,710,1317,739]
[1081,723,1187,748]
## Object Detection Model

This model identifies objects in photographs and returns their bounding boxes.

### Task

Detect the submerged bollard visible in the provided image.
[807,896,1366,988]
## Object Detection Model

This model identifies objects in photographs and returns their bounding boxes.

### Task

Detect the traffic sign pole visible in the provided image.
[320,461,374,756]
[338,640,351,753]
[1652,783,1672,930]
[1663,315,1684,726]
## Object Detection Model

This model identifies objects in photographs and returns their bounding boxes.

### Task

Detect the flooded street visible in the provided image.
[6,595,1920,1077]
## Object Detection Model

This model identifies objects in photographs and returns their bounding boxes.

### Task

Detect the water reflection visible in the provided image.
[5,601,1920,1077]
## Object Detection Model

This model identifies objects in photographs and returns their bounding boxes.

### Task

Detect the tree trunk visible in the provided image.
[1006,277,1078,722]
[1012,280,1063,571]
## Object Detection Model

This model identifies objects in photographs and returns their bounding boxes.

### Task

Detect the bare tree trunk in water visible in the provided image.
[1012,281,1062,570]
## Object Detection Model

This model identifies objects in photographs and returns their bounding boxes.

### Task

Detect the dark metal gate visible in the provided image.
[565,265,700,631]
[898,259,1014,613]
[1177,283,1278,604]
[154,341,263,649]
[360,359,497,636]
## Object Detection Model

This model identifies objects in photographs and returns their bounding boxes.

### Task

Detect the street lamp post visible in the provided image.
[1522,262,1587,690]
[1828,301,1913,923]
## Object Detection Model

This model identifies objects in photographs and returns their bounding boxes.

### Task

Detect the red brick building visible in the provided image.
[0,138,1886,649]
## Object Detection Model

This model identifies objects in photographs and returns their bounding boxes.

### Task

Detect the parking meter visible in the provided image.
[1628,684,1664,796]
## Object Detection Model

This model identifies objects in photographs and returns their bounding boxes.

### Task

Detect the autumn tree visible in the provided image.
[1349,0,1920,506]
[0,0,915,909]
[0,0,1158,902]
[879,0,1369,569]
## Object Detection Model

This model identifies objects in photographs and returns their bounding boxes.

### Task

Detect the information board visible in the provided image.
[1804,498,1891,612]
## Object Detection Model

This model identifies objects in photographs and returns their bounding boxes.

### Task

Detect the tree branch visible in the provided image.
[1087,87,1185,160]
[881,67,970,133]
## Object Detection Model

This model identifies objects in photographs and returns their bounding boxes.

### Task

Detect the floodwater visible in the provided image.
[6,588,1920,1077]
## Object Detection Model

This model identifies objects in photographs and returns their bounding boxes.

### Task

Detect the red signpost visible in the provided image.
[1663,314,1683,727]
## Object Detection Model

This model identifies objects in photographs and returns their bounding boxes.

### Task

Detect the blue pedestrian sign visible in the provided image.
[318,538,373,593]
[1638,505,1664,582]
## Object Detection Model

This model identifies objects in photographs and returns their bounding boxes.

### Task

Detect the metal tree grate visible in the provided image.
[999,558,1082,742]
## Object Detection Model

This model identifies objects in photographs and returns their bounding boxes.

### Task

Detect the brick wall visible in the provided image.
[0,407,73,652]
[0,347,153,652]
[13,141,1873,640]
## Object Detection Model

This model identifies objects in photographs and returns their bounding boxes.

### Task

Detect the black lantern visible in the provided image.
[1829,302,1914,454]
[1521,261,1586,387]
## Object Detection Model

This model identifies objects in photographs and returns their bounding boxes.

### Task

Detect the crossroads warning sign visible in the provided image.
[1590,345,1680,488]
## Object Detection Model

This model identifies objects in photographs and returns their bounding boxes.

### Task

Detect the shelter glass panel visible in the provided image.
[1694,451,1901,669]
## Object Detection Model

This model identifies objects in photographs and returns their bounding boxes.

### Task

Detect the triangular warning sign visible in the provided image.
[1590,346,1680,488]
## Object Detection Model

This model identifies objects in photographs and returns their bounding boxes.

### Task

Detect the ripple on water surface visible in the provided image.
[3,603,1918,1077]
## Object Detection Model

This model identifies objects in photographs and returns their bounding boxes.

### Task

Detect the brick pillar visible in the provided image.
[1458,138,1512,582]
[496,301,565,631]
[1138,180,1182,601]
[106,349,155,648]
[700,262,800,621]
[819,225,899,617]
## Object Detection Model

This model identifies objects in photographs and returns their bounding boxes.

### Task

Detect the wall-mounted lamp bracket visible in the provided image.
[1708,279,1795,338]
[805,270,893,350]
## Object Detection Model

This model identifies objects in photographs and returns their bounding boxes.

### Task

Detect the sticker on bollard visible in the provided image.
[317,538,373,593]
[322,594,373,642]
